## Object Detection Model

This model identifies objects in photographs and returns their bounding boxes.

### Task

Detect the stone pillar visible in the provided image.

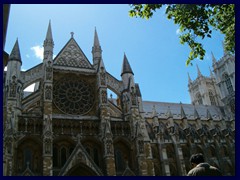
[42,59,53,176]
[101,113,116,176]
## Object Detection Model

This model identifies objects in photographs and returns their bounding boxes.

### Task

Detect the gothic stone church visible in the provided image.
[3,22,235,176]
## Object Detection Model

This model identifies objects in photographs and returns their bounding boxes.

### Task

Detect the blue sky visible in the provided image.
[4,4,226,103]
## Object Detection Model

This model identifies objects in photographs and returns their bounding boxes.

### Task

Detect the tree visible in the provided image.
[129,4,235,66]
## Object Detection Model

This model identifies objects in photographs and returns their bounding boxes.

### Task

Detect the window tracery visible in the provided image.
[53,79,94,115]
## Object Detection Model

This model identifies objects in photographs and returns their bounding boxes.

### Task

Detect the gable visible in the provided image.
[53,38,93,69]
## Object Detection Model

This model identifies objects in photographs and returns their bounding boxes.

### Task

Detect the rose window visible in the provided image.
[53,79,94,115]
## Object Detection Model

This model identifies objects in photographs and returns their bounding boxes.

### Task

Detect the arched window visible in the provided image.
[196,93,203,105]
[224,74,234,95]
[209,91,216,105]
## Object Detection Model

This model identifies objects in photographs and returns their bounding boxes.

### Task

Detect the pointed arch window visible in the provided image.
[196,93,203,105]
[224,74,234,95]
[209,91,216,105]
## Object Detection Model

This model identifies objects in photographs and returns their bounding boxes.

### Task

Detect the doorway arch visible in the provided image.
[66,163,99,176]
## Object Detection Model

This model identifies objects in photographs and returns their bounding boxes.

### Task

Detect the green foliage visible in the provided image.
[129,4,235,66]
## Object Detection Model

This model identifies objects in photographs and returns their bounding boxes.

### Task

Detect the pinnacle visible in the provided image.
[121,53,134,76]
[9,39,22,63]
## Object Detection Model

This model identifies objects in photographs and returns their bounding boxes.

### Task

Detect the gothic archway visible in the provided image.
[15,137,42,175]
[66,163,99,176]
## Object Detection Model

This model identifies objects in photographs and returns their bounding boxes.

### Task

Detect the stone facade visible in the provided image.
[3,22,235,176]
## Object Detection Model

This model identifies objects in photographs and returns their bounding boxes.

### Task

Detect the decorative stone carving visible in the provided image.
[45,85,52,100]
[100,67,106,86]
[44,115,52,133]
[138,140,144,154]
[101,90,107,104]
[106,139,113,155]
[130,87,137,105]
[44,138,51,154]
[54,41,92,68]
[53,79,94,115]
[9,76,17,98]
[45,61,52,81]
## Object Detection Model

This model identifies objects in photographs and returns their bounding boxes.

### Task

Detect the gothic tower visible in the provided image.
[188,64,222,106]
[211,48,235,117]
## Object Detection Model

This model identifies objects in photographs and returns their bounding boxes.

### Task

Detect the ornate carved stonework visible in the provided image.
[53,78,95,115]
[45,85,52,100]
[54,40,92,69]
[9,76,17,98]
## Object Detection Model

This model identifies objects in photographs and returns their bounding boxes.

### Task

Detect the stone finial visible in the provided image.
[70,32,74,38]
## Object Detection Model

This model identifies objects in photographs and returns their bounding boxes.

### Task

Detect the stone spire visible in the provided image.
[43,20,54,61]
[9,39,22,64]
[121,53,134,76]
[193,106,200,120]
[196,64,202,77]
[211,51,217,64]
[180,102,187,119]
[45,20,53,40]
[188,72,192,83]
[94,27,100,47]
[92,27,102,67]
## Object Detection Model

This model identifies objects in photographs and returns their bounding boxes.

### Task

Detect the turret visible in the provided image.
[5,39,23,131]
[6,39,22,83]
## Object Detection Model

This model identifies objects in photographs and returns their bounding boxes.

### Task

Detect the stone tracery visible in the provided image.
[53,79,94,115]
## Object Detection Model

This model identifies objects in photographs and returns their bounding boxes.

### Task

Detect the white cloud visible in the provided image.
[176,28,181,35]
[31,45,43,60]
[24,83,35,92]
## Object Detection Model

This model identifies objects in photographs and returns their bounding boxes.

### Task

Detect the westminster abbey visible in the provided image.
[3,22,235,176]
